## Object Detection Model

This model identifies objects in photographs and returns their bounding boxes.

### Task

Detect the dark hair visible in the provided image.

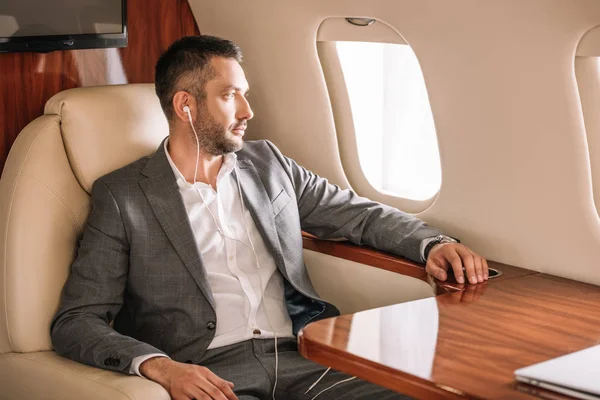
[155,35,243,121]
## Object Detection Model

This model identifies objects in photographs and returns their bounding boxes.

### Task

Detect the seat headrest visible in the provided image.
[44,84,169,193]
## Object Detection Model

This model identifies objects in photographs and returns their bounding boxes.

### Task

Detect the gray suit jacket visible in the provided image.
[51,139,441,373]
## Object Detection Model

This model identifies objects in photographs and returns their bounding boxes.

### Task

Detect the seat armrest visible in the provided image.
[301,232,428,281]
[302,233,535,296]
[301,232,462,296]
[0,351,169,400]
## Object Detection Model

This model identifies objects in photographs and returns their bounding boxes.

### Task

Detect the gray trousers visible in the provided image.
[197,338,411,400]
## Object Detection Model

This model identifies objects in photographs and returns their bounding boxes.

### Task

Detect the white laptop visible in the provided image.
[514,345,600,400]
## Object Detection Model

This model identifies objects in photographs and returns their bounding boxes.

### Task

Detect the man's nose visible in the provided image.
[237,97,254,121]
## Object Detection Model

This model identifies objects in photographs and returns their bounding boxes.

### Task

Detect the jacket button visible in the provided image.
[206,321,216,330]
[113,359,120,366]
[104,358,111,366]
[185,360,193,364]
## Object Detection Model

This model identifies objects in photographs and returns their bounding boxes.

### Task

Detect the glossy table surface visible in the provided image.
[298,273,600,399]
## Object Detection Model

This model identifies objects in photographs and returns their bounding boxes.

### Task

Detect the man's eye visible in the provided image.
[225,93,235,99]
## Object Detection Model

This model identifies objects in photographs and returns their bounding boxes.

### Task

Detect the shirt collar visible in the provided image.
[164,137,237,188]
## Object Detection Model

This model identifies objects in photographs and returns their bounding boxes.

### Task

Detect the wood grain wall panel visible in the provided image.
[0,52,79,174]
[120,0,200,83]
[0,0,200,175]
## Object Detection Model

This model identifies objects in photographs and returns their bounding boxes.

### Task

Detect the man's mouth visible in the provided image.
[231,123,247,135]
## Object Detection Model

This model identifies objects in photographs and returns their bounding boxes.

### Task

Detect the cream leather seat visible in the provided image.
[0,83,435,399]
[0,84,170,400]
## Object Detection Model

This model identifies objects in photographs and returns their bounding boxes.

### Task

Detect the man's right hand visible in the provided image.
[140,356,238,400]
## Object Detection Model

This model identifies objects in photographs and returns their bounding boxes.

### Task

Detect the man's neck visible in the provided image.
[167,134,223,189]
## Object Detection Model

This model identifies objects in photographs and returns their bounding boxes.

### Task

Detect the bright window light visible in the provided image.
[336,41,441,200]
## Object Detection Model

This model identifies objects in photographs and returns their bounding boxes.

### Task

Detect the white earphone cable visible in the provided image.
[309,376,357,400]
[183,106,201,185]
[234,172,279,400]
[184,106,279,400]
[184,107,351,399]
[305,367,331,394]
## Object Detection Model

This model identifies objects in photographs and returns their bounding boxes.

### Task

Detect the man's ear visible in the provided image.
[172,91,195,123]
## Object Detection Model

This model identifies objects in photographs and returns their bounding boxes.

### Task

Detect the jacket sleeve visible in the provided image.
[50,179,166,374]
[264,140,442,263]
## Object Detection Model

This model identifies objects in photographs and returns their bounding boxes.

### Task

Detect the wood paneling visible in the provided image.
[298,274,600,399]
[0,0,200,174]
[120,0,199,83]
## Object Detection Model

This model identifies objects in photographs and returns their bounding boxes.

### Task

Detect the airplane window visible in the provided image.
[334,41,441,200]
[576,25,600,217]
[575,55,600,216]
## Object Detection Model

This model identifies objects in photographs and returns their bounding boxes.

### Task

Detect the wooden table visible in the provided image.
[298,272,600,399]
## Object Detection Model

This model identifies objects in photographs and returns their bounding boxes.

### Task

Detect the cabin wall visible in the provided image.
[188,0,600,284]
[0,0,200,174]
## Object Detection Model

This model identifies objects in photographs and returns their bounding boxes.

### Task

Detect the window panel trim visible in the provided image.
[317,17,407,45]
[577,25,600,56]
[317,40,438,214]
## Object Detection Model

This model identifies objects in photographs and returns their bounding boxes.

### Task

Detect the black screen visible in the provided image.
[0,0,122,38]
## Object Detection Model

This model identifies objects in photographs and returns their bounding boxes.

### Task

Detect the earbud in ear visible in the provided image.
[182,105,193,123]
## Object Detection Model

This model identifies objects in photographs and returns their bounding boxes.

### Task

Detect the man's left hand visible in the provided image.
[425,243,488,284]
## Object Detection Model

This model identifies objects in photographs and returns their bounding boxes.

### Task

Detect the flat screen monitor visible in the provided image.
[0,0,127,53]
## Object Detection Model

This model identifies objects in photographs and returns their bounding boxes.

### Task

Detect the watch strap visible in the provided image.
[424,234,460,260]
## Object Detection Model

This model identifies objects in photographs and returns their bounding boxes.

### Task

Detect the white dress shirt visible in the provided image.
[130,139,294,376]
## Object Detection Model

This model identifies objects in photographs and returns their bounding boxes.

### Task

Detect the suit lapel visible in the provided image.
[236,159,286,272]
[140,140,215,308]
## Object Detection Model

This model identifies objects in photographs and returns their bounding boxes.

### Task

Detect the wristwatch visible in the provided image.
[424,234,460,260]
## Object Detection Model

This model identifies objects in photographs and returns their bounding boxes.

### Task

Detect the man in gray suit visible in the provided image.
[51,35,488,400]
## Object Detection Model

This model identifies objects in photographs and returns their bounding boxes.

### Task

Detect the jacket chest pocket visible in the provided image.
[271,189,291,217]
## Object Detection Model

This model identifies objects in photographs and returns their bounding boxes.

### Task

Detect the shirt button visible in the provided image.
[206,321,216,330]
[229,256,233,261]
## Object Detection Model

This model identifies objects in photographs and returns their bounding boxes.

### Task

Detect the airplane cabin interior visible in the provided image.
[1,0,600,399]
